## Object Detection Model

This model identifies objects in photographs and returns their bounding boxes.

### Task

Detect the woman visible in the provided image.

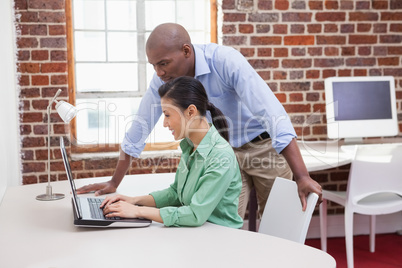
[101,76,243,228]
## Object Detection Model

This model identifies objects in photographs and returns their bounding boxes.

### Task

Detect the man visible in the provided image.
[77,23,322,218]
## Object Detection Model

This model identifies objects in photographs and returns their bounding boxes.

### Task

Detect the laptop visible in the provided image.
[60,138,152,228]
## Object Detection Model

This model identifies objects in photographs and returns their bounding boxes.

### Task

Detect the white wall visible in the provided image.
[0,0,21,202]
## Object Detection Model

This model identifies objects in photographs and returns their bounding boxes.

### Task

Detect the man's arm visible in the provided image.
[212,47,322,209]
[280,138,323,211]
[76,75,164,195]
[76,149,133,195]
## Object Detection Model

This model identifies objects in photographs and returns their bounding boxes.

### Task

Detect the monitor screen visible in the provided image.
[325,76,398,141]
[333,81,393,121]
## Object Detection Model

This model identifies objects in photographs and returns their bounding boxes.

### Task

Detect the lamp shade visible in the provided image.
[55,101,77,123]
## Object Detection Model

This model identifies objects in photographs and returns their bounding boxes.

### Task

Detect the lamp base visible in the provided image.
[36,185,65,201]
[36,193,65,201]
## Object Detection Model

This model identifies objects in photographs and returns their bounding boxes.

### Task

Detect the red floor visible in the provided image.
[305,233,402,268]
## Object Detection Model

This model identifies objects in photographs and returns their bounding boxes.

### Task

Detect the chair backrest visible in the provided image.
[347,143,402,204]
[258,177,318,244]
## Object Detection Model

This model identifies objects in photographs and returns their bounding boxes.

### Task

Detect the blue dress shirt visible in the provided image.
[121,43,296,157]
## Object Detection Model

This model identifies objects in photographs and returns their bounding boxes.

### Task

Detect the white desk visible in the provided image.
[298,140,353,172]
[298,138,402,172]
[0,174,336,268]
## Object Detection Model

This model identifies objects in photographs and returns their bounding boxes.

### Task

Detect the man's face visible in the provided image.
[146,45,192,82]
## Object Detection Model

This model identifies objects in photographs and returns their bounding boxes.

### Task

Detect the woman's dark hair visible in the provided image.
[158,76,229,142]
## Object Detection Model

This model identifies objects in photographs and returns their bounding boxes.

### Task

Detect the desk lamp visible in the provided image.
[36,89,77,201]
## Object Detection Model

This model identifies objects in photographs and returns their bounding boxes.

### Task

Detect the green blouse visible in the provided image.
[150,125,243,228]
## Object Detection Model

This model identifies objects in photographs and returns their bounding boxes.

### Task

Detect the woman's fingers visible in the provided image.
[100,195,119,208]
[102,201,117,214]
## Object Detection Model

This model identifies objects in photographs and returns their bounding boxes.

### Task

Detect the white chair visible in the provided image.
[319,143,402,268]
[258,177,319,244]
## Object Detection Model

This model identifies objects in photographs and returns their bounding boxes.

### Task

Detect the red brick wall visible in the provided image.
[16,0,69,184]
[13,0,402,215]
[221,0,402,213]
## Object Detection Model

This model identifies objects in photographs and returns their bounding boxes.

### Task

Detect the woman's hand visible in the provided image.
[100,194,162,222]
[102,200,141,219]
[100,194,134,208]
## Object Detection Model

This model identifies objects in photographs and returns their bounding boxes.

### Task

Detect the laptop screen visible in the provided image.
[60,138,82,219]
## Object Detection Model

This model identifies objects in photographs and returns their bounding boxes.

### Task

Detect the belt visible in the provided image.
[250,131,270,143]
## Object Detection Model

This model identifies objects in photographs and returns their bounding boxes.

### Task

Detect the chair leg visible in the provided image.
[345,209,354,268]
[319,199,328,252]
[369,215,376,253]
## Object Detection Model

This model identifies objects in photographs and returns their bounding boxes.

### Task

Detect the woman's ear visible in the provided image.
[186,104,197,118]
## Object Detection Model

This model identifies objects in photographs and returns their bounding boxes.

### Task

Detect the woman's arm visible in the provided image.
[103,201,163,223]
[101,194,163,223]
[101,194,156,208]
[136,206,163,223]
[132,194,157,207]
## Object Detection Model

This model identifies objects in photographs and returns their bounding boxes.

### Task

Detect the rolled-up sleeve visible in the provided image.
[150,183,181,208]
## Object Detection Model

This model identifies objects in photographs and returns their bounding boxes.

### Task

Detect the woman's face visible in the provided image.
[161,98,188,140]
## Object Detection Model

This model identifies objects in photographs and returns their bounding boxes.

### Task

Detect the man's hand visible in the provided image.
[76,180,117,196]
[280,138,323,211]
[295,175,323,211]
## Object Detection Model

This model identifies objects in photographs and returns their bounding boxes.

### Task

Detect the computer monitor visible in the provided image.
[325,76,398,144]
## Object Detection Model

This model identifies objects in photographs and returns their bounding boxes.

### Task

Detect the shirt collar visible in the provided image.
[193,45,211,78]
[180,124,221,159]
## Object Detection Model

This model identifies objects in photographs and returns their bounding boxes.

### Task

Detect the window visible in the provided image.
[66,0,217,152]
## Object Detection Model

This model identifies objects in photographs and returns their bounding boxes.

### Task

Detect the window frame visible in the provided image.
[66,0,218,153]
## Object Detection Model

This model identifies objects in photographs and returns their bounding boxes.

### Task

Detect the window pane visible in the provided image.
[107,0,137,30]
[148,115,176,143]
[76,63,138,91]
[76,97,140,145]
[75,97,174,145]
[74,0,105,30]
[145,1,175,31]
[73,0,213,147]
[189,31,210,44]
[177,0,209,31]
[75,31,106,61]
[108,32,138,61]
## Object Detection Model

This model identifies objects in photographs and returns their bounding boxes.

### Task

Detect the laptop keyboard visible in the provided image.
[88,198,120,220]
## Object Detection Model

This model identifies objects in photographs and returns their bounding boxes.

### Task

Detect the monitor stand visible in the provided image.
[341,138,364,154]
[343,137,364,145]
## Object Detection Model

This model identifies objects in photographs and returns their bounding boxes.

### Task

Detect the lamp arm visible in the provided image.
[46,88,61,188]
[47,104,51,187]
[47,89,62,111]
